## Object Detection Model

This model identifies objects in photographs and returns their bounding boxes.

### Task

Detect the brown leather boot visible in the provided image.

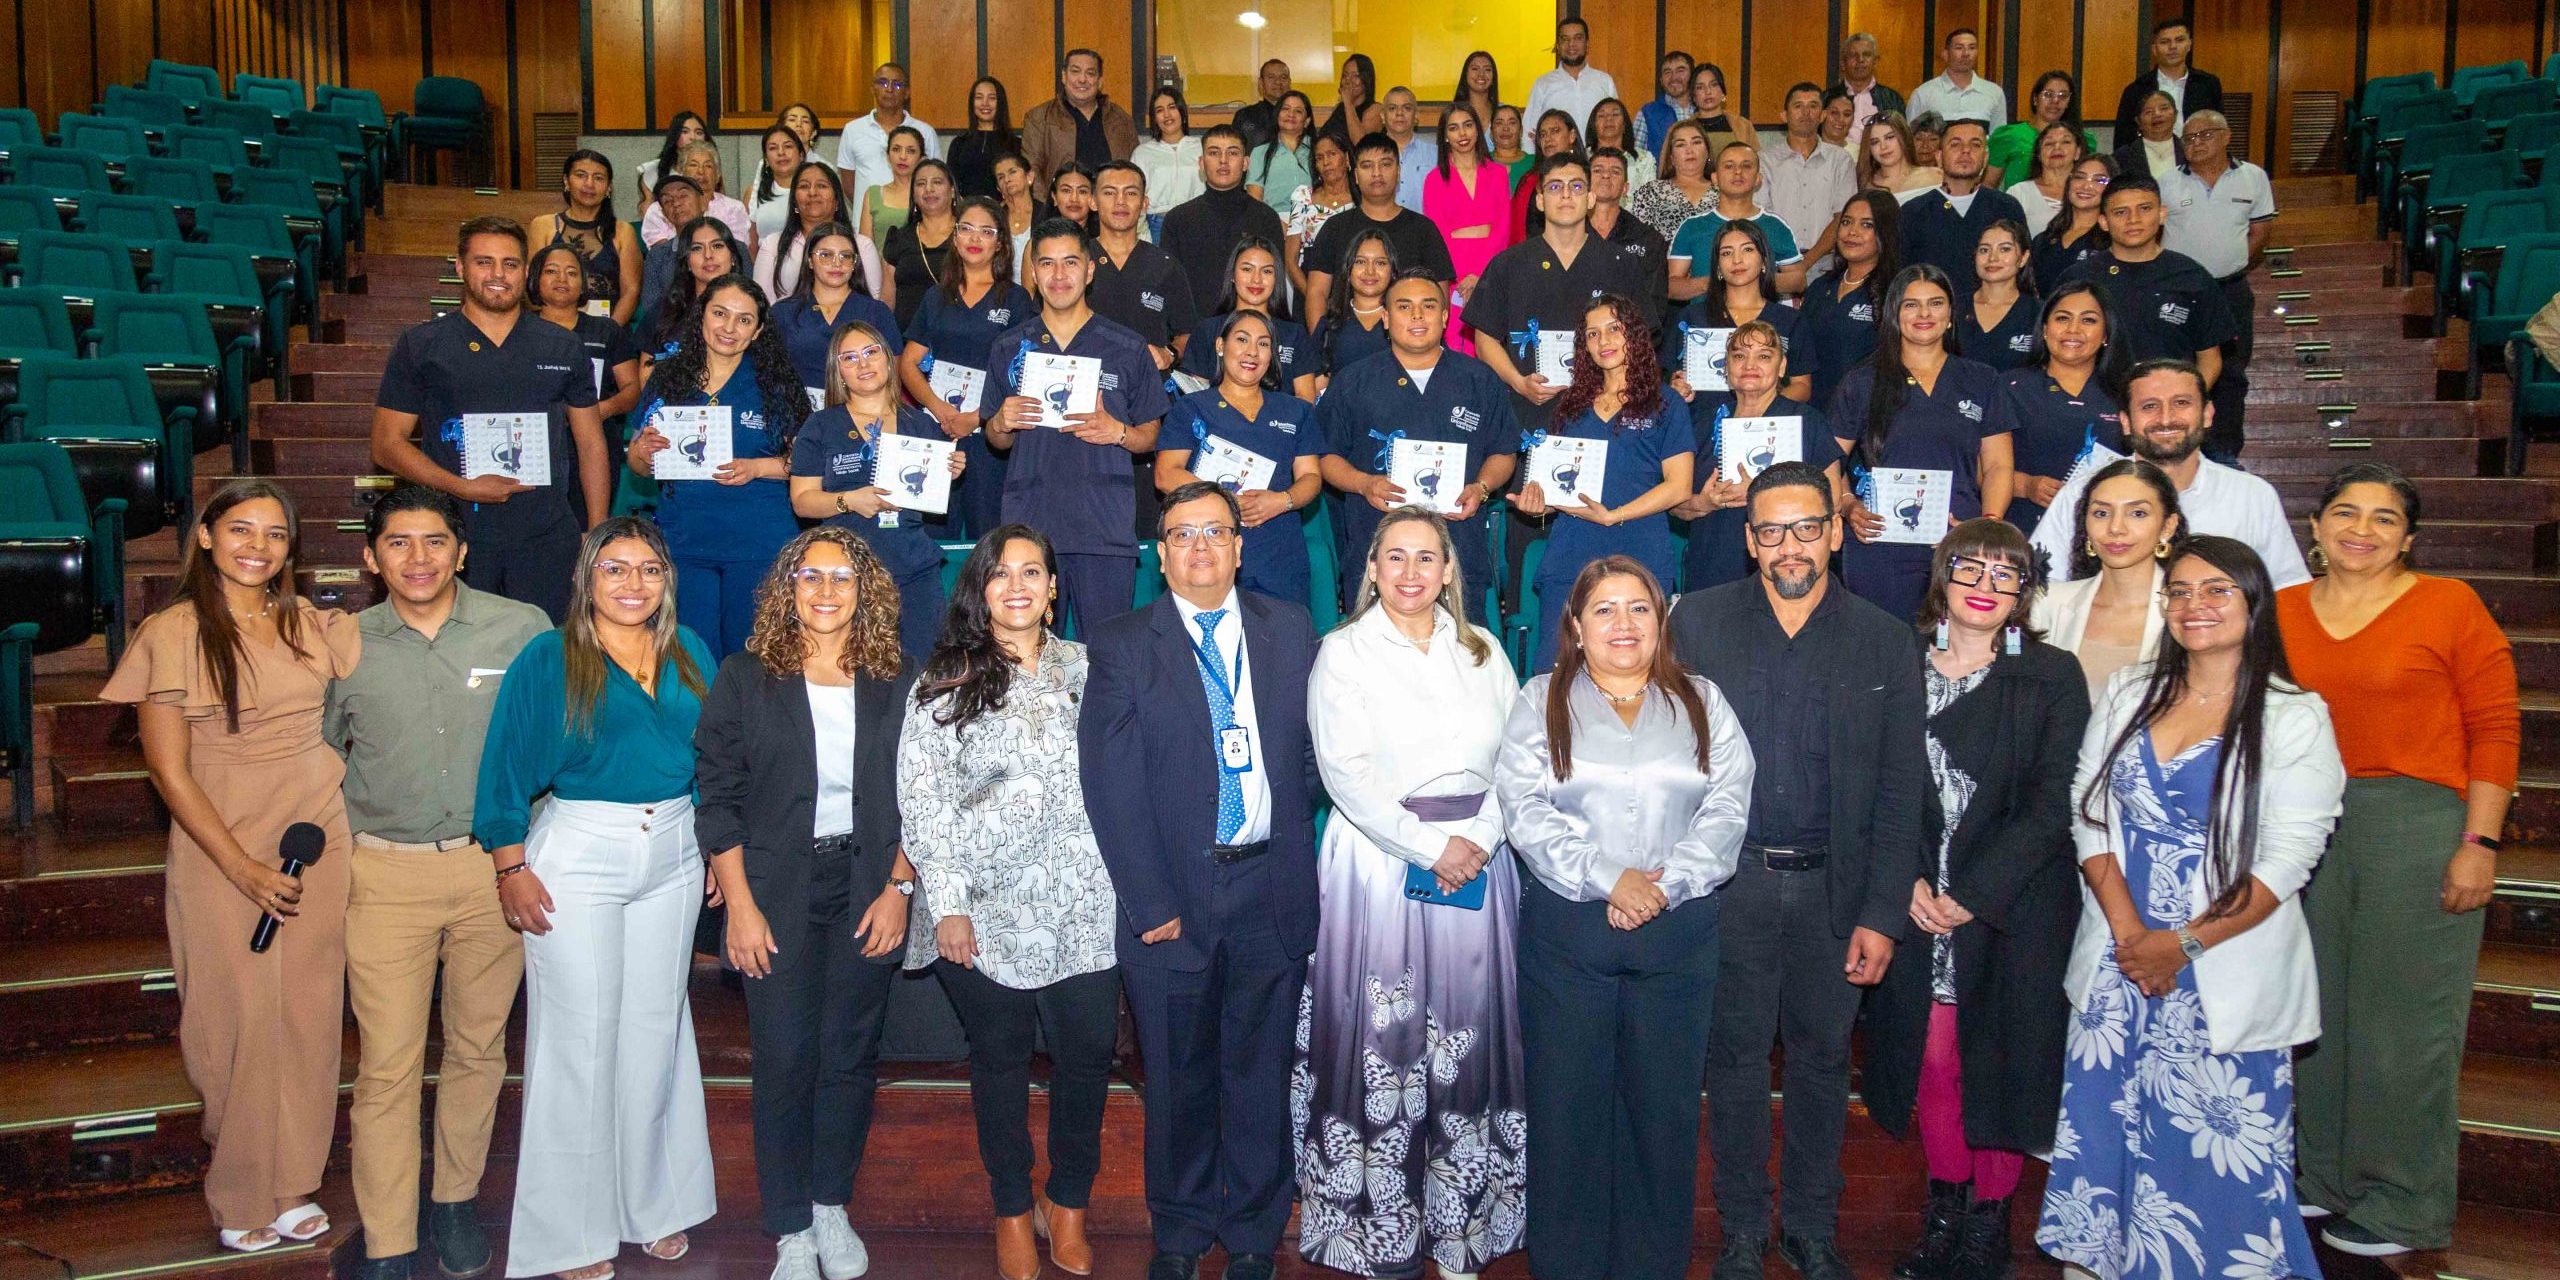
[995,1212,1041,1280]
[1032,1195,1093,1276]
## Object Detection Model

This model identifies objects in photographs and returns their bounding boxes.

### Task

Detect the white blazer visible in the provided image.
[2064,663,2345,1055]
[2030,570,2167,659]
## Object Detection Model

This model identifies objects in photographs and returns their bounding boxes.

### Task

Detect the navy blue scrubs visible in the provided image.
[1315,348,1520,621]
[2057,249,2236,363]
[1658,297,1812,392]
[984,311,1172,635]
[1679,392,1845,591]
[1527,391,1697,671]
[1828,357,2014,624]
[1998,367,2123,537]
[1311,314,1393,378]
[1164,387,1323,606]
[789,402,955,660]
[1799,270,1883,408]
[1177,311,1318,395]
[640,365,801,657]
[908,281,1036,538]
[1955,291,2040,372]
[2030,228,2107,301]
[771,291,902,395]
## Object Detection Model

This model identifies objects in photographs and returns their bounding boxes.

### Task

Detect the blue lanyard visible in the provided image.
[1188,619,1247,718]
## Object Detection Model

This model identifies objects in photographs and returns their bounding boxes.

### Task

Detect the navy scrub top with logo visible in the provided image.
[2058,250,2237,363]
[1316,348,1520,589]
[558,311,639,400]
[1089,241,1202,350]
[907,281,1037,378]
[1532,390,1698,586]
[1167,386,1322,589]
[1956,291,2041,372]
[1799,269,1883,408]
[1178,312,1318,391]
[1829,356,2015,520]
[1463,233,1660,434]
[788,402,949,581]
[1682,391,1846,588]
[1311,314,1393,379]
[771,291,903,393]
[640,364,800,562]
[1661,296,1811,389]
[1999,366,2123,536]
[375,310,598,542]
[984,312,1173,558]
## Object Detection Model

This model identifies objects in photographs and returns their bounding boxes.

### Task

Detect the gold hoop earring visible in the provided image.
[2308,544,2328,571]
[2154,539,2173,561]
[2085,538,2100,558]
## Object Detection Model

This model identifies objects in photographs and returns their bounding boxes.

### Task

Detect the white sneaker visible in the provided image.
[770,1230,822,1280]
[808,1204,870,1280]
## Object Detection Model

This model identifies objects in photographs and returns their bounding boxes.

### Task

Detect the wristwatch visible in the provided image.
[2462,831,2504,853]
[2175,924,2206,961]
[888,875,916,898]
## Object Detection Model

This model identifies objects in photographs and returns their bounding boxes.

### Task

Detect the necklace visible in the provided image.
[2186,684,2234,705]
[1353,303,1386,317]
[1593,679,1648,705]
[230,595,276,622]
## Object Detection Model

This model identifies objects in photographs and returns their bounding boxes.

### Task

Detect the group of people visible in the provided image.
[113,19,2521,1280]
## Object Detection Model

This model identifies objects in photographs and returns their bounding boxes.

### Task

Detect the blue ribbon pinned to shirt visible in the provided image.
[1367,426,1407,471]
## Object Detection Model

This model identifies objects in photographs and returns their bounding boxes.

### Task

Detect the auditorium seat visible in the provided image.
[0,187,66,267]
[2471,78,2555,133]
[6,147,115,203]
[192,201,309,325]
[227,168,338,281]
[99,85,190,135]
[74,193,184,250]
[313,85,400,187]
[2507,111,2560,176]
[406,75,489,185]
[260,134,363,254]
[196,98,283,143]
[54,114,153,167]
[2404,149,2521,277]
[3,353,187,539]
[13,229,143,297]
[144,240,276,393]
[119,156,221,223]
[0,108,43,163]
[2350,74,2442,198]
[160,124,248,182]
[2451,59,2530,108]
[0,439,122,658]
[0,284,80,404]
[2379,117,2488,239]
[2460,230,2560,399]
[232,73,306,118]
[289,110,378,212]
[90,290,235,445]
[143,59,225,109]
[2434,185,2560,331]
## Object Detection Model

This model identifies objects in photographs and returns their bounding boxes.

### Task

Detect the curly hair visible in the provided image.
[643,273,810,450]
[743,526,904,682]
[1553,293,1664,427]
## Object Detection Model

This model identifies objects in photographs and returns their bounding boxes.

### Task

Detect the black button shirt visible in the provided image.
[1725,580,1845,846]
[374,310,597,541]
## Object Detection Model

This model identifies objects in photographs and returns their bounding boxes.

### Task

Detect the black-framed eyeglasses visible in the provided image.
[1947,554,2026,596]
[1748,515,1833,547]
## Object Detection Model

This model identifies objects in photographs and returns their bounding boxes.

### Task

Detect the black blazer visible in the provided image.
[1079,590,1322,972]
[693,650,918,959]
[2110,69,2224,155]
[1862,638,2092,1152]
[1667,577,1929,942]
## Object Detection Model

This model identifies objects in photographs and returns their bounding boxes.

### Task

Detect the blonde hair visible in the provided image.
[1340,508,1493,665]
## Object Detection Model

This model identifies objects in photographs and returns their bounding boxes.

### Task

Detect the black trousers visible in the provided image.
[1120,854,1305,1258]
[934,960,1123,1216]
[739,908,899,1237]
[1518,874,1723,1280]
[1054,551,1138,641]
[461,523,580,622]
[2206,272,2256,463]
[1705,858,1868,1243]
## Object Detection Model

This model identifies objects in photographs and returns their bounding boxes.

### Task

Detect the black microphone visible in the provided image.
[249,823,328,954]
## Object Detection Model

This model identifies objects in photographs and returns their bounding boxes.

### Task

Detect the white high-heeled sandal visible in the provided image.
[271,1203,330,1242]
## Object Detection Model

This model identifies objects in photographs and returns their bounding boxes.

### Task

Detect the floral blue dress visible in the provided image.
[2036,733,2323,1280]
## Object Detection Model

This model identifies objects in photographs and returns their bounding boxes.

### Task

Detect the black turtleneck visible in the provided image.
[1159,183,1287,317]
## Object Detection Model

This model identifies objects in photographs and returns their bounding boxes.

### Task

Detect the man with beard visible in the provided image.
[1896,119,2026,296]
[1668,460,1928,1280]
[372,216,610,620]
[1523,17,1621,147]
[2028,358,2309,585]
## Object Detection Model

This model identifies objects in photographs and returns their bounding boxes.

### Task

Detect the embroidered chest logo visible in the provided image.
[1099,371,1124,392]
[2008,333,2034,352]
[2158,301,2191,326]
[739,409,769,435]
[1448,406,1483,433]
[986,307,1012,325]
[1268,418,1299,434]
[1141,291,1166,312]
[1955,399,1984,422]
[829,452,864,477]
[1849,302,1875,322]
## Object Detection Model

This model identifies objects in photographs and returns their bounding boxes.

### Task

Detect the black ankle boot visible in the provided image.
[1951,1195,2013,1280]
[424,1200,491,1279]
[1891,1179,1973,1280]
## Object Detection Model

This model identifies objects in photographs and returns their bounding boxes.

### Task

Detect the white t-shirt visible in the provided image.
[2031,453,2312,588]
[808,681,858,839]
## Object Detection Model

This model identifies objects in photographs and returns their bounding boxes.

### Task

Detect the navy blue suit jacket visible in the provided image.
[1078,589,1322,971]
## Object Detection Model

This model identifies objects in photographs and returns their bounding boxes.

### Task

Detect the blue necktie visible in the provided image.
[1193,609,1246,843]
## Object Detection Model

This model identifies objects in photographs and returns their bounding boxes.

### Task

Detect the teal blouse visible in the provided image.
[472,626,717,849]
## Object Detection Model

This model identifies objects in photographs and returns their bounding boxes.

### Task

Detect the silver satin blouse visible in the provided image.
[1494,672,1757,909]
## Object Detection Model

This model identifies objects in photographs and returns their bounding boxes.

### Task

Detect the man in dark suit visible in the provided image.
[1667,462,1928,1280]
[1079,480,1322,1280]
[2109,16,2224,149]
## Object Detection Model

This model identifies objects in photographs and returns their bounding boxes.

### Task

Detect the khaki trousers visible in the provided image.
[346,836,524,1258]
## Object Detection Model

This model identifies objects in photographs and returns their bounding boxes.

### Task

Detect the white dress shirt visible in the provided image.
[2161,160,2277,280]
[1310,606,1517,867]
[807,681,857,838]
[1173,589,1271,843]
[1758,138,1859,255]
[834,111,945,205]
[2030,454,2313,588]
[1908,73,2009,130]
[1524,65,1623,141]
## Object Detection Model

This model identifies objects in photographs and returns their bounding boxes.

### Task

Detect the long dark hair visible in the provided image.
[2034,154,2118,256]
[1320,226,1400,368]
[2028,280,2133,412]
[753,124,807,206]
[649,112,707,200]
[2077,535,2296,923]
[1208,309,1281,391]
[2067,457,2184,578]
[1824,187,1902,285]
[526,242,586,313]
[942,196,1017,304]
[1584,97,1636,155]
[770,159,849,297]
[1337,54,1378,118]
[967,76,1017,144]
[1544,557,1712,780]
[1255,91,1316,188]
[1915,517,2046,636]
[1434,102,1486,181]
[1455,50,1501,120]
[649,215,750,350]
[1553,293,1664,426]
[2026,71,2083,128]
[1213,233,1285,317]
[1858,263,1958,465]
[643,274,810,450]
[559,148,619,227]
[1978,216,2038,296]
[167,480,311,732]
[788,222,874,305]
[561,518,706,737]
[1704,219,1781,324]
[917,524,1058,730]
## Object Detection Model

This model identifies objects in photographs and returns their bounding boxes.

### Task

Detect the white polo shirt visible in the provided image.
[2031,452,2312,588]
[1757,138,1859,254]
[2162,160,2277,280]
[1907,73,2009,130]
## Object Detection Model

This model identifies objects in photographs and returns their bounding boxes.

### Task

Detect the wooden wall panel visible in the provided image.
[766,0,881,122]
[1748,0,1833,121]
[1579,0,1651,111]
[589,0,648,130]
[1662,0,1745,100]
[2276,6,2361,173]
[1848,0,1932,93]
[18,0,96,124]
[989,0,1059,143]
[514,0,585,185]
[651,0,711,124]
[2367,0,2454,81]
[1064,0,1140,116]
[429,0,514,165]
[2008,2,2077,115]
[909,0,980,129]
[344,0,426,115]
[2188,0,2272,163]
[2459,0,2542,73]
[2080,0,2140,122]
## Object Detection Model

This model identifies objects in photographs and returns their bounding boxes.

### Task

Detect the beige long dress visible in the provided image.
[102,601,361,1230]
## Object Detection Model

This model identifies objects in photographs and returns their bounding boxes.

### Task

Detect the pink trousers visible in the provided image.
[1918,1002,2025,1198]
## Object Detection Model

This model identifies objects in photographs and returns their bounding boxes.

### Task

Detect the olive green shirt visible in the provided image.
[324,582,553,843]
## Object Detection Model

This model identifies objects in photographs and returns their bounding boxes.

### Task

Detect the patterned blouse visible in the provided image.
[1627,177,1719,244]
[1924,660,1993,1002]
[894,636,1118,989]
[1284,186,1355,266]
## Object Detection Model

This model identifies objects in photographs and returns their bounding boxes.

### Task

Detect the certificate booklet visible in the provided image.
[1682,326,1733,391]
[874,432,955,515]
[1019,351,1101,428]
[1716,416,1801,480]
[1524,435,1608,506]
[650,405,735,481]
[1191,434,1278,494]
[927,359,986,415]
[1387,438,1468,515]
[460,413,551,488]
[1869,467,1953,545]
[2056,438,2127,499]
[1533,329,1575,386]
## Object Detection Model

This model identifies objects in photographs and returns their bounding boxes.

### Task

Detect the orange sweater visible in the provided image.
[2277,576,2521,793]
